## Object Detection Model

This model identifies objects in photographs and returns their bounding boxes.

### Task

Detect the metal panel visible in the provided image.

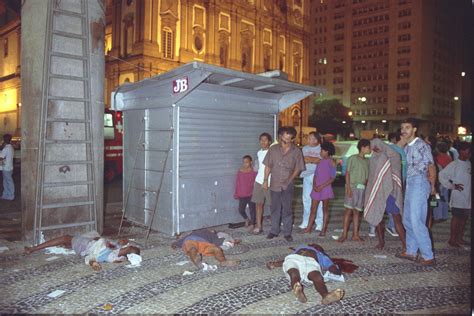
[177,107,274,233]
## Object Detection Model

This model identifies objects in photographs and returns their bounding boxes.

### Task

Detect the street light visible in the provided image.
[382,119,387,123]
[361,120,366,123]
[454,96,459,101]
[342,120,346,124]
[461,72,466,77]
[348,111,353,116]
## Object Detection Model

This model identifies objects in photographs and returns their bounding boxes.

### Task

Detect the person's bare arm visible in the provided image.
[285,168,301,186]
[345,171,352,197]
[263,165,271,190]
[428,164,437,194]
[305,156,321,164]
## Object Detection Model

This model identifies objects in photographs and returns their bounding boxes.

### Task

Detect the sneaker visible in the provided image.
[368,231,376,237]
[298,224,307,229]
[315,225,323,232]
[284,235,293,242]
[385,227,399,237]
[266,233,277,239]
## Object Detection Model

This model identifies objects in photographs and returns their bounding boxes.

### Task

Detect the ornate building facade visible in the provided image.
[104,0,313,131]
[0,0,313,138]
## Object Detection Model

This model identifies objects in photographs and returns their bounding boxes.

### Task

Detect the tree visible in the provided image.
[308,98,353,136]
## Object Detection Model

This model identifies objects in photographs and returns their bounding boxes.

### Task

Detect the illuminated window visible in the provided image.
[162,28,174,59]
[3,38,8,58]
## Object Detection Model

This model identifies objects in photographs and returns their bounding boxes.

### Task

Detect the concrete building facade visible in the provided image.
[310,0,468,137]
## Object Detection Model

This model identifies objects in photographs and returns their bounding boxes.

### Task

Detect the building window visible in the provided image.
[397,83,410,90]
[397,46,411,54]
[398,34,411,42]
[162,28,174,59]
[3,38,8,58]
[399,9,411,17]
[397,58,410,66]
[398,70,410,78]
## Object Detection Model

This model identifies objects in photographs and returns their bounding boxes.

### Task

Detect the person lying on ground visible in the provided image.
[266,243,358,305]
[24,232,140,271]
[172,228,241,268]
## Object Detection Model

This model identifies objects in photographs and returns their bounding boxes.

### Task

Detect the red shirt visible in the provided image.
[234,170,257,199]
[436,153,452,169]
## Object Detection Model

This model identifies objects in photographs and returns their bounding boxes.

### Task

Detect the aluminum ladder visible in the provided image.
[118,129,173,244]
[33,0,98,244]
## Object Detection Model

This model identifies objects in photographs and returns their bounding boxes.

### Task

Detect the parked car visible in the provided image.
[333,141,359,178]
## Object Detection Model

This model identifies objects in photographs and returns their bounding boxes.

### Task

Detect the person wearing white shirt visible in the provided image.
[299,132,323,231]
[0,134,15,200]
[438,142,471,248]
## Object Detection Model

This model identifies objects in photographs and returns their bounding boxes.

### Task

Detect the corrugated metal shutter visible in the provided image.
[177,107,274,232]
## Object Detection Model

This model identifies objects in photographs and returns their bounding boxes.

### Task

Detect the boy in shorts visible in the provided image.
[251,132,273,234]
[338,139,371,242]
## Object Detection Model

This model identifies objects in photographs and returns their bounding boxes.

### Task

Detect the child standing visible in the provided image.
[251,133,272,234]
[337,139,371,243]
[439,142,471,247]
[304,142,336,236]
[234,155,257,227]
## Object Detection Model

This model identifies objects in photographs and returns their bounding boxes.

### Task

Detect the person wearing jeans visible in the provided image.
[0,134,15,201]
[397,118,436,266]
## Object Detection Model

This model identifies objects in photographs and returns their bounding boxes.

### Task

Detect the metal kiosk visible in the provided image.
[112,62,323,236]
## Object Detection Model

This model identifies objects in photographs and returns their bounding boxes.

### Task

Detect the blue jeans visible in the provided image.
[403,175,433,260]
[433,184,449,220]
[1,170,15,200]
[301,174,323,229]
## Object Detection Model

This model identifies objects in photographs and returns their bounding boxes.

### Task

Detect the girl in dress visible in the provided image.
[304,142,336,236]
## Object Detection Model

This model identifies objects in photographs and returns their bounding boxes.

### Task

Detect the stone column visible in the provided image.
[21,0,105,244]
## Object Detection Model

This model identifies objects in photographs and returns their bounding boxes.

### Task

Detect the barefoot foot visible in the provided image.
[292,282,307,303]
[322,288,345,305]
[352,236,364,242]
[375,242,384,250]
[337,236,347,243]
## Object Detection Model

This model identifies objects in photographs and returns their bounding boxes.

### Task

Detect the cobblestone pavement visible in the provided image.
[0,182,471,314]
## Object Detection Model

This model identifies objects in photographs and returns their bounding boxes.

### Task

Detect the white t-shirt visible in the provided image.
[0,144,14,171]
[439,159,471,209]
[300,144,321,178]
[255,149,271,185]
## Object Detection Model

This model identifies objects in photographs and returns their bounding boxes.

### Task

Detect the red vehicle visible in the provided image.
[104,108,123,182]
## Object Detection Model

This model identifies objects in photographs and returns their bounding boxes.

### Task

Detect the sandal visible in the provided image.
[292,282,307,303]
[321,288,345,305]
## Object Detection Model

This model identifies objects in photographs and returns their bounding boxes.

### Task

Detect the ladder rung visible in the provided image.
[52,30,87,40]
[52,9,86,19]
[139,148,170,153]
[45,140,91,144]
[44,160,93,165]
[40,221,95,231]
[43,181,94,188]
[46,118,89,123]
[49,74,88,82]
[48,96,90,102]
[126,204,155,212]
[51,52,87,61]
[144,129,174,132]
[132,167,165,173]
[130,186,159,193]
[41,201,94,209]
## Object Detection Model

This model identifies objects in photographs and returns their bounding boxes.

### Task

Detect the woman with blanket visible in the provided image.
[364,138,406,252]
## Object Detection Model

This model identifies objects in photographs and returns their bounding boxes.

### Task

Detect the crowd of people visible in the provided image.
[230,118,470,302]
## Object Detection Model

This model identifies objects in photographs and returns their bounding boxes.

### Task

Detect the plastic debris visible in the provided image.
[125,253,142,268]
[47,290,66,298]
[333,229,344,232]
[182,270,194,276]
[0,246,8,253]
[331,235,339,240]
[44,247,75,255]
[202,262,217,272]
[373,255,387,259]
[176,260,189,266]
[323,271,345,282]
[45,256,60,261]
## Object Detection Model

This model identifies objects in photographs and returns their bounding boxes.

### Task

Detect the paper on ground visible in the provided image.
[44,246,75,255]
[373,255,387,259]
[323,271,345,282]
[182,270,194,276]
[0,246,8,253]
[46,256,60,261]
[176,260,189,266]
[202,262,217,272]
[331,235,339,240]
[333,229,344,232]
[47,290,66,298]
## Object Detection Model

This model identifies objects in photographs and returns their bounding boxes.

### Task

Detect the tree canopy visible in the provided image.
[308,98,352,135]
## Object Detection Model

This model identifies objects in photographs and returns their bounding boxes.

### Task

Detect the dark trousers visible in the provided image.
[238,197,256,224]
[270,183,294,236]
